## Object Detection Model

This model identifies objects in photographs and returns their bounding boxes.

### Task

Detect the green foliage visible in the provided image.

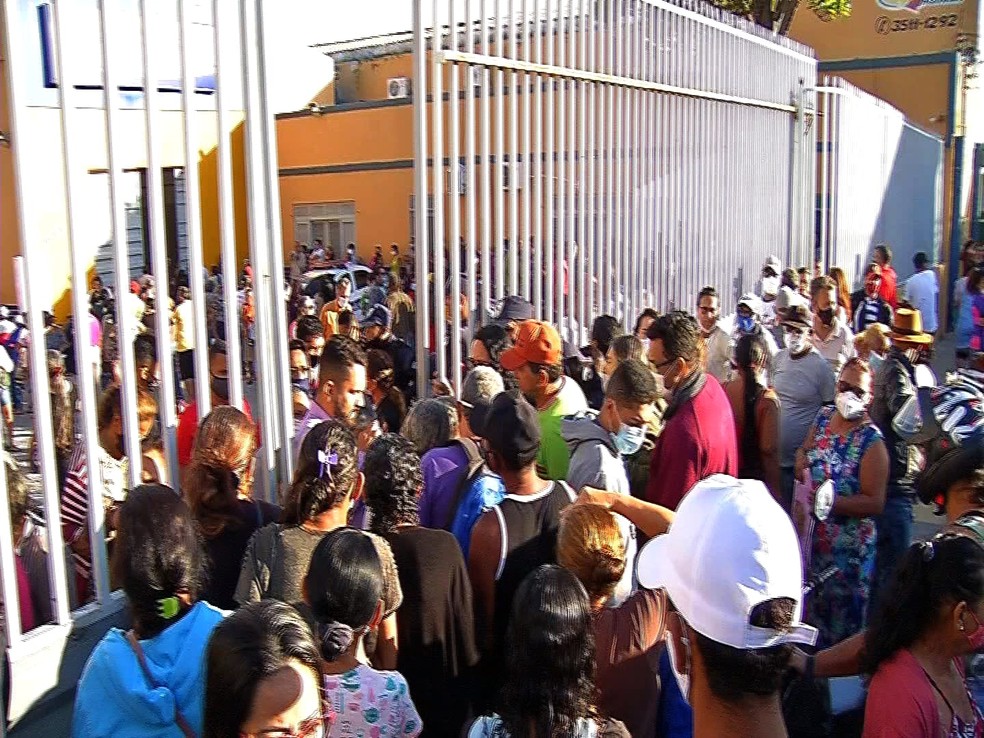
[707,0,851,33]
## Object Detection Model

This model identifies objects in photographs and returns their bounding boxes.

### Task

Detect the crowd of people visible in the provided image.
[6,239,984,738]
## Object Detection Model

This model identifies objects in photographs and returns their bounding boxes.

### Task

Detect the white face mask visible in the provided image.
[785,330,809,355]
[761,275,780,297]
[835,391,868,421]
[666,628,692,705]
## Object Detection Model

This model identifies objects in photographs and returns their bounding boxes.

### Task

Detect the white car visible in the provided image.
[301,262,373,319]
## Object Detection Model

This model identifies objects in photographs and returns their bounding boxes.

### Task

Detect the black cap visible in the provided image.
[494,295,534,324]
[481,390,541,465]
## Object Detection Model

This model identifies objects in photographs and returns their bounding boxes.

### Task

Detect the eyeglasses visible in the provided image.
[242,711,329,738]
[651,357,675,370]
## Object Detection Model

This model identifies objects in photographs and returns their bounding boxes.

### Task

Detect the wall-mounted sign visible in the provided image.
[876,0,962,12]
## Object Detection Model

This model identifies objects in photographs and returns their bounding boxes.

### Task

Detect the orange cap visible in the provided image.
[499,320,563,370]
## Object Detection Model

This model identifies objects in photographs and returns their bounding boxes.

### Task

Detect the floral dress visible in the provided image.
[325,664,422,738]
[805,405,883,647]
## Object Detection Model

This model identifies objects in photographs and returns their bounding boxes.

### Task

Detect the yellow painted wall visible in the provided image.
[838,65,951,136]
[790,0,978,60]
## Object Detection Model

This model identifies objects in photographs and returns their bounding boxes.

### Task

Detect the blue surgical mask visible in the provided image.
[613,423,646,456]
[737,315,756,334]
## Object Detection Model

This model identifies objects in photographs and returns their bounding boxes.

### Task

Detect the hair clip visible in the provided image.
[156,596,181,620]
[920,540,935,562]
[317,449,338,482]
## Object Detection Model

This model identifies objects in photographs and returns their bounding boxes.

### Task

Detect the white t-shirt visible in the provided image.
[904,269,939,332]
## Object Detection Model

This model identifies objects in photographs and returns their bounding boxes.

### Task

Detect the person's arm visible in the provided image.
[468,511,501,653]
[374,614,399,671]
[819,359,836,404]
[575,488,675,537]
[234,531,266,606]
[832,436,888,518]
[757,395,782,504]
[789,632,864,679]
[793,418,819,482]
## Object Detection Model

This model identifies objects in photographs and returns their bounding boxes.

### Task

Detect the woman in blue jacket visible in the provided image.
[73,484,225,737]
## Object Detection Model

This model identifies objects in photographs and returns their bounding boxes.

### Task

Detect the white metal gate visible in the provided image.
[411,0,819,392]
[814,76,944,288]
[0,0,292,729]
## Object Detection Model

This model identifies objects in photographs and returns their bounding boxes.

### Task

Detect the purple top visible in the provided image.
[419,444,469,529]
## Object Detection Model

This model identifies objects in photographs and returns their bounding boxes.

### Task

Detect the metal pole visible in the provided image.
[544,0,555,324]
[480,0,492,323]
[521,0,532,300]
[99,0,142,487]
[508,0,520,297]
[533,0,544,319]
[433,0,448,383]
[494,0,506,302]
[449,0,464,392]
[465,0,478,319]
[413,0,431,396]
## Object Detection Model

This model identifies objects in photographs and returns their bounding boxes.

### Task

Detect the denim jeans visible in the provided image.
[871,493,913,616]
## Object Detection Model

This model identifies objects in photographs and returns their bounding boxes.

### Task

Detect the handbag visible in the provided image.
[125,631,197,738]
[791,475,834,572]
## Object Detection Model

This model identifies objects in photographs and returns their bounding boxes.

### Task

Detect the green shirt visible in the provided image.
[536,377,589,480]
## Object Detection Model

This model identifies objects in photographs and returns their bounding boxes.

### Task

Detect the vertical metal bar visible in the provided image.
[465,0,478,319]
[508,0,520,296]
[433,0,448,382]
[449,0,464,392]
[140,0,181,487]
[566,0,577,337]
[494,0,506,302]
[585,0,596,323]
[613,0,624,322]
[1,0,72,624]
[139,0,180,489]
[255,0,294,480]
[544,0,556,323]
[555,0,567,329]
[99,0,141,488]
[603,0,614,316]
[414,0,431,395]
[0,431,21,640]
[480,0,492,322]
[521,0,532,300]
[533,0,544,319]
[214,0,245,412]
[179,0,211,420]
[633,0,643,321]
[818,86,829,272]
[577,0,588,336]
[240,0,277,492]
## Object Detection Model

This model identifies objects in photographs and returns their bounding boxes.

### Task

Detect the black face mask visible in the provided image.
[818,308,834,326]
[210,374,229,401]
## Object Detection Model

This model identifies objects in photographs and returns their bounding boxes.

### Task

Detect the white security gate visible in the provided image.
[0,0,292,730]
[412,0,819,392]
[814,76,944,288]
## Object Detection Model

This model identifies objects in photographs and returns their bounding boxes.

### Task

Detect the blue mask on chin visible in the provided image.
[737,315,756,334]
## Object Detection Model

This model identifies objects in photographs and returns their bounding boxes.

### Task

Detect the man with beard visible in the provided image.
[360,304,416,401]
[293,334,367,460]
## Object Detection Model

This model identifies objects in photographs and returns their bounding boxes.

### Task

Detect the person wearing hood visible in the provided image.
[733,293,780,375]
[563,359,657,603]
[73,484,225,737]
[754,255,782,303]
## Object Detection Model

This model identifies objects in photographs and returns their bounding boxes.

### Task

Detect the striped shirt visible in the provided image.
[60,443,128,580]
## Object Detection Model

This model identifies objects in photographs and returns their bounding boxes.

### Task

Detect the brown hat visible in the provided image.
[781,303,812,331]
[888,308,933,346]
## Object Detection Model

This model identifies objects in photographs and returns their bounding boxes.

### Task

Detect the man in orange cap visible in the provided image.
[500,320,588,480]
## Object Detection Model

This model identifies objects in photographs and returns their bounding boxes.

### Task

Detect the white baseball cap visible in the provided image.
[737,293,763,317]
[637,475,818,650]
[764,255,782,273]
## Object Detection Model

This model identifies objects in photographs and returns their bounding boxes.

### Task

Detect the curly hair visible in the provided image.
[184,406,258,538]
[402,398,458,454]
[362,434,422,535]
[282,419,359,526]
[497,565,597,738]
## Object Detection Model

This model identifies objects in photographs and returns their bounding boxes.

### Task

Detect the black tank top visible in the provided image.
[490,481,575,671]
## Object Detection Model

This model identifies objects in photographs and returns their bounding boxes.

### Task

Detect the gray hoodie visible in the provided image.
[562,411,637,605]
[562,411,630,496]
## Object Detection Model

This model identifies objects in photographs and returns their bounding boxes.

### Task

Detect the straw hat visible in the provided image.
[887,308,933,345]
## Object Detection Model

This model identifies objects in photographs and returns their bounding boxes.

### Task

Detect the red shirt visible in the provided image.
[879,265,898,309]
[177,398,257,467]
[645,375,738,510]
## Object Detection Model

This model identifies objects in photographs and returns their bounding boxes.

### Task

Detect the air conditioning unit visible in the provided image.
[387,77,411,99]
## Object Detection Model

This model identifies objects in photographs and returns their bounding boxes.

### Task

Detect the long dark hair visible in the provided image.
[862,535,984,675]
[184,406,257,538]
[203,600,326,738]
[367,348,407,426]
[733,332,768,474]
[111,485,204,638]
[283,419,359,526]
[305,528,383,662]
[497,565,597,738]
[362,434,422,535]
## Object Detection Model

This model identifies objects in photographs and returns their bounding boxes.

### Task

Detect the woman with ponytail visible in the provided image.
[74,485,224,737]
[236,419,402,669]
[367,348,407,433]
[185,405,279,610]
[305,528,422,738]
[862,535,984,737]
[723,331,781,501]
[557,504,666,738]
